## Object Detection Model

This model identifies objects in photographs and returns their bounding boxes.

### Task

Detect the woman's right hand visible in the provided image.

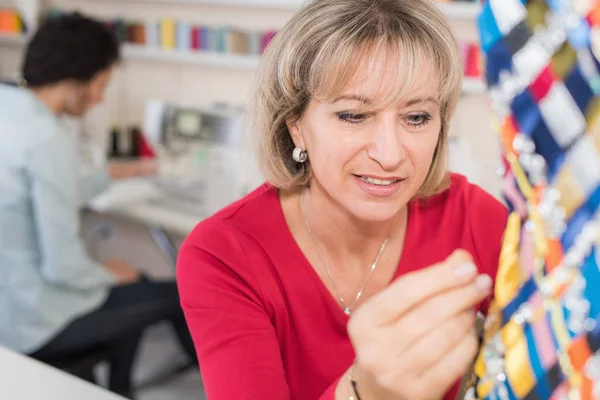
[345,249,491,400]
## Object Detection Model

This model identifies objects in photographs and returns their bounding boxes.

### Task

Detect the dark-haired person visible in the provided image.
[0,13,195,398]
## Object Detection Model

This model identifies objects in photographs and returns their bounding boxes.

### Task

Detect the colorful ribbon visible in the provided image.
[467,1,600,399]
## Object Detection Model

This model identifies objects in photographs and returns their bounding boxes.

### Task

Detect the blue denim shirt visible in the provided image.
[0,84,116,353]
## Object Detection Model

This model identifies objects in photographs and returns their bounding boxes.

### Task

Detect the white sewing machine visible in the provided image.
[89,101,263,238]
[142,100,254,216]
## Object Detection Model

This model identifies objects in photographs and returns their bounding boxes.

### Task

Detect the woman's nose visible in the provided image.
[367,115,406,170]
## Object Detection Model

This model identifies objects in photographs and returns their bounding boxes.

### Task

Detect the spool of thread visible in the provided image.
[145,21,159,48]
[228,29,248,54]
[128,126,142,158]
[128,22,146,45]
[215,26,228,53]
[191,26,201,50]
[127,23,135,43]
[109,127,121,159]
[159,19,176,50]
[113,18,128,43]
[139,133,156,159]
[465,43,482,78]
[176,22,191,50]
[0,9,22,33]
[203,27,216,51]
[198,26,206,50]
[247,31,261,55]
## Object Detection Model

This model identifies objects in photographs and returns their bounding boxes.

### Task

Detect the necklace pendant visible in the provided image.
[344,307,352,316]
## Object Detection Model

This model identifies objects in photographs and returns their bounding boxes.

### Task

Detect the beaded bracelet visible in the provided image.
[349,379,362,400]
[349,364,362,400]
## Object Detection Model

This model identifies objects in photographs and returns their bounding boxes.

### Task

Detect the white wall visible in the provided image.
[0,0,503,197]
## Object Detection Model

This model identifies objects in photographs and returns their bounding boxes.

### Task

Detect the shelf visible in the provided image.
[93,0,482,19]
[125,46,487,94]
[0,33,28,46]
[126,46,487,95]
[122,44,260,69]
[0,35,487,93]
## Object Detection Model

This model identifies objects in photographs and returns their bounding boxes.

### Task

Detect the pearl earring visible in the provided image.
[293,147,308,163]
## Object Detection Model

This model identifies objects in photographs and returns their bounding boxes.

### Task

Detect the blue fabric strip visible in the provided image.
[524,323,551,399]
[502,278,537,325]
[582,251,600,321]
[478,2,504,53]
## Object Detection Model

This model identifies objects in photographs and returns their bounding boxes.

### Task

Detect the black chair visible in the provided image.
[31,343,120,385]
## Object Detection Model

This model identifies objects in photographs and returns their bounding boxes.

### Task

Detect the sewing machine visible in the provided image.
[142,100,251,216]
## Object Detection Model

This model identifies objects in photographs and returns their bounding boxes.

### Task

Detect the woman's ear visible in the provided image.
[286,117,305,149]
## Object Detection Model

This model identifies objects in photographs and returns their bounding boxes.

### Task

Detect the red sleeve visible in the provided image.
[176,220,337,400]
[465,183,508,315]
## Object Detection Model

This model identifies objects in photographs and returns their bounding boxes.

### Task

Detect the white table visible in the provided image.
[88,178,208,266]
[88,178,206,237]
[0,346,126,400]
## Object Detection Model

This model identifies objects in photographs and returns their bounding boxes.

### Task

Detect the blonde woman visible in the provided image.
[177,0,507,399]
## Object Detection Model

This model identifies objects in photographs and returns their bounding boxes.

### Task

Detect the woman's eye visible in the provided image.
[407,113,432,128]
[336,112,368,125]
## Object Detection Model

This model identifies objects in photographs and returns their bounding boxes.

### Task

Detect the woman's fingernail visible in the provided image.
[475,274,492,292]
[454,262,477,277]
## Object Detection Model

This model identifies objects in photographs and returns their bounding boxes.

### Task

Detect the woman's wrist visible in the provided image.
[349,364,362,400]
[335,367,356,400]
[349,362,396,400]
[335,362,373,400]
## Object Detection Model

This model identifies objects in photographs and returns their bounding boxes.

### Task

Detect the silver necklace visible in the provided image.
[301,190,389,316]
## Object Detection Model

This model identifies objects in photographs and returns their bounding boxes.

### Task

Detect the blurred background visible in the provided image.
[0,0,501,399]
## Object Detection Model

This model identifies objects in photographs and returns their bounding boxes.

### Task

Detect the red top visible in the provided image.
[177,173,508,400]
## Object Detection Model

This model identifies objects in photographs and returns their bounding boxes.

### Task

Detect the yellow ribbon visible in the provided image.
[495,212,524,308]
[505,334,536,397]
[506,153,535,201]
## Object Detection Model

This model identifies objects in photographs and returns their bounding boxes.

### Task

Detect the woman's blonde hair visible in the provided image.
[250,0,463,197]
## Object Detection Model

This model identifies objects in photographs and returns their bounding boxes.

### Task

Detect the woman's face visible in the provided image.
[288,58,443,222]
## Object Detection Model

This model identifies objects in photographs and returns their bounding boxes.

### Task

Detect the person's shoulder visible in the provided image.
[0,83,25,103]
[0,85,41,121]
[0,85,63,149]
